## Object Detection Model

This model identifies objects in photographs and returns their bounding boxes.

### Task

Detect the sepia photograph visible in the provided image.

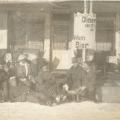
[0,0,120,120]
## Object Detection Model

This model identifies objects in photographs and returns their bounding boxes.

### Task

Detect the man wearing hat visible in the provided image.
[85,50,96,101]
[66,57,87,101]
[16,54,31,81]
[0,64,9,101]
[10,54,32,102]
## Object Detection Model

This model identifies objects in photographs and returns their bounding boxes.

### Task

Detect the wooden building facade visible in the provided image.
[0,0,119,69]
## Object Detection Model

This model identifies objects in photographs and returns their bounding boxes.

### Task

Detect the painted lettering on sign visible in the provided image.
[72,40,89,49]
[82,16,96,31]
[82,16,96,23]
[85,23,95,31]
[75,42,89,49]
[73,12,96,50]
[73,35,85,41]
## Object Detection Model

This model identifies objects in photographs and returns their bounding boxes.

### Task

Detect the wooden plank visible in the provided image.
[101,86,120,103]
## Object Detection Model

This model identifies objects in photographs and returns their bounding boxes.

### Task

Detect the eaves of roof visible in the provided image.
[0,0,119,4]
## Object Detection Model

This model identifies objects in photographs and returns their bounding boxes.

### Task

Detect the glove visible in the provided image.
[63,84,69,91]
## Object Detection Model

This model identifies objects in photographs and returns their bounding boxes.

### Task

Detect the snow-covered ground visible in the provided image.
[0,101,120,120]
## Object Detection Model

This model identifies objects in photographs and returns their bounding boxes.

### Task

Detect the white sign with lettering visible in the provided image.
[72,12,96,50]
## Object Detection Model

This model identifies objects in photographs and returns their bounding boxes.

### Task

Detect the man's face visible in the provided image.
[78,58,83,65]
[0,65,2,69]
[42,66,48,71]
[5,53,12,63]
[73,63,78,67]
[86,55,94,62]
[19,59,26,65]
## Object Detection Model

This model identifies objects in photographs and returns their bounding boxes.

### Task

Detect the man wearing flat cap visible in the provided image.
[85,50,96,101]
[10,54,32,102]
[16,54,31,81]
[66,57,87,101]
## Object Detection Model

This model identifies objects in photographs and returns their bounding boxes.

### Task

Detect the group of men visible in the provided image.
[0,53,62,105]
[0,50,97,105]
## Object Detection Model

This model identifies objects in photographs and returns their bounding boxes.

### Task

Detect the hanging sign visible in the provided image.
[72,12,96,50]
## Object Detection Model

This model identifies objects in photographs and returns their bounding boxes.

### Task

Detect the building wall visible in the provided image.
[0,12,7,49]
[0,2,119,70]
[96,13,115,52]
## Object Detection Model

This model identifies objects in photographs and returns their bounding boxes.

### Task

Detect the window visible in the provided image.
[28,21,44,50]
[96,13,115,51]
[53,14,71,50]
[13,12,44,51]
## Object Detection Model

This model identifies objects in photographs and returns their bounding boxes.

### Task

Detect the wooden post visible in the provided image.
[115,14,120,57]
[83,0,88,62]
[84,0,87,14]
[89,0,93,14]
[44,12,52,71]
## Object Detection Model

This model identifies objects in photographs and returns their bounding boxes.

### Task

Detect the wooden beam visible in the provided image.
[0,0,119,4]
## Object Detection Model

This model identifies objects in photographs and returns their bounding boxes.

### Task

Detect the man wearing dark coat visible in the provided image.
[10,54,32,102]
[67,58,86,90]
[85,51,96,101]
[66,57,87,101]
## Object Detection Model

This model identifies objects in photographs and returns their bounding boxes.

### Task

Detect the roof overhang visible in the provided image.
[0,0,119,4]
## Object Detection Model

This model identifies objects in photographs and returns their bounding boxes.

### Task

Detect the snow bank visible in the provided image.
[0,101,120,120]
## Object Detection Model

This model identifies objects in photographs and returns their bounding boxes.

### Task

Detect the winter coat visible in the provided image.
[67,65,87,90]
[16,62,31,79]
[85,62,96,92]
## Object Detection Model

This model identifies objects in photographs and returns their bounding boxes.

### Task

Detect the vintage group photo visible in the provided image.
[0,0,120,120]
